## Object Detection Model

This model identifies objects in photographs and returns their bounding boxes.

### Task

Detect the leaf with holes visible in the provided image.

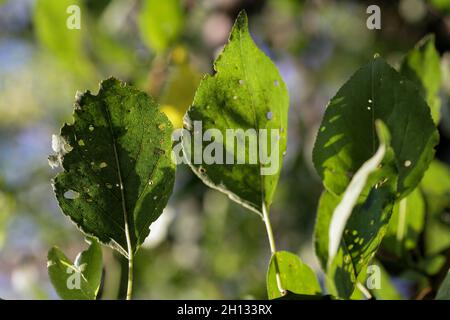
[182,11,289,215]
[313,57,438,199]
[315,122,398,298]
[327,120,391,263]
[266,251,321,300]
[47,238,102,300]
[313,57,439,298]
[50,78,176,258]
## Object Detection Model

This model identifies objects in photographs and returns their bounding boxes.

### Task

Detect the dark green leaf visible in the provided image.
[328,121,390,263]
[47,239,102,300]
[182,11,289,215]
[313,57,438,198]
[50,78,176,257]
[315,122,398,298]
[313,57,438,298]
[266,251,321,300]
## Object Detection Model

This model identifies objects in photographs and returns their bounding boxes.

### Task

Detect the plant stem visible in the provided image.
[126,253,134,300]
[262,202,285,295]
[356,282,372,300]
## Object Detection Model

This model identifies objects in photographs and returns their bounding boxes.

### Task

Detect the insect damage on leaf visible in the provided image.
[313,56,439,298]
[50,78,176,258]
[313,57,438,199]
[182,10,289,216]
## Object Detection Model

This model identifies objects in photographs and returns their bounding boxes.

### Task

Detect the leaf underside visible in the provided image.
[51,78,176,257]
[47,239,102,300]
[266,251,321,300]
[182,11,289,215]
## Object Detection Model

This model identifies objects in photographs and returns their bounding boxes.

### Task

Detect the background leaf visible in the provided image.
[400,35,442,124]
[436,268,450,300]
[47,239,102,300]
[266,251,321,299]
[34,0,95,80]
[182,11,289,215]
[421,160,450,255]
[382,188,425,257]
[50,78,176,257]
[138,0,184,53]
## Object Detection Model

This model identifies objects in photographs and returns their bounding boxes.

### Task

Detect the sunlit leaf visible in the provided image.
[47,238,102,300]
[266,251,321,299]
[182,11,289,215]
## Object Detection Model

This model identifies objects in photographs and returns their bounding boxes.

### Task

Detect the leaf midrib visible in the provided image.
[104,103,133,257]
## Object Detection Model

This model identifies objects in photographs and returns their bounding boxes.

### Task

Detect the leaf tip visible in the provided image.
[232,10,248,33]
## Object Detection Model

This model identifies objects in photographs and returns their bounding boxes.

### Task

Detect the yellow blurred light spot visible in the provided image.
[171,46,188,65]
[161,104,183,128]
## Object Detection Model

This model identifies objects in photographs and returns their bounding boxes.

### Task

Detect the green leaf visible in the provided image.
[266,251,321,300]
[182,11,289,215]
[313,57,439,298]
[417,254,446,276]
[314,190,340,271]
[429,0,450,14]
[370,261,402,300]
[315,122,397,298]
[313,57,438,199]
[50,78,176,257]
[47,239,102,300]
[138,0,184,53]
[400,35,442,124]
[34,0,95,79]
[328,121,390,263]
[421,160,450,255]
[382,188,425,257]
[436,269,450,300]
[0,191,14,250]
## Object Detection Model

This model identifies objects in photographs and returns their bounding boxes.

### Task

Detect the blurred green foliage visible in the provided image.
[0,0,449,299]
